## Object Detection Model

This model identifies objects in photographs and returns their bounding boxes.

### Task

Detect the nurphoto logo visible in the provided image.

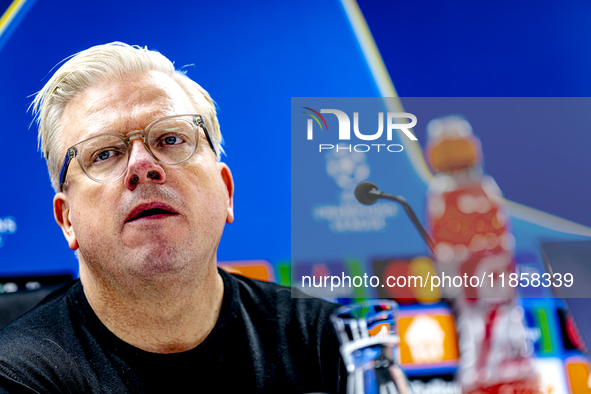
[303,107,417,153]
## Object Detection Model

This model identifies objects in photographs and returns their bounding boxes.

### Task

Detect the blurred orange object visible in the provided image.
[218,260,275,282]
[425,115,482,173]
[428,136,481,173]
[398,311,459,366]
[565,357,591,394]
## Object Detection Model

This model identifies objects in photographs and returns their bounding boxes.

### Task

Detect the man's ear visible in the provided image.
[53,193,78,250]
[218,163,234,224]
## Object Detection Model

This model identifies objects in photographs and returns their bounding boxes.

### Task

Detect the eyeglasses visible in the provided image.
[58,114,216,191]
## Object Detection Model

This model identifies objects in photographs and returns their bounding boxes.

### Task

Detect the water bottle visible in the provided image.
[331,300,414,394]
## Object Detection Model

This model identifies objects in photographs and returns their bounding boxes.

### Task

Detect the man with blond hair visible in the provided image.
[0,42,344,393]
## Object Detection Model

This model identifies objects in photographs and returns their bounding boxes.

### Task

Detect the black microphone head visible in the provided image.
[355,181,380,205]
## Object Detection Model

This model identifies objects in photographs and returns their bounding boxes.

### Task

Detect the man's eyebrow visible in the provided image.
[77,125,122,141]
[80,111,171,138]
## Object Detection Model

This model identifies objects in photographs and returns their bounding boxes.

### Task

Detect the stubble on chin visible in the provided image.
[79,233,193,289]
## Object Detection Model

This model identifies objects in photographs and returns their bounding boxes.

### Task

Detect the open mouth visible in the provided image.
[125,203,179,223]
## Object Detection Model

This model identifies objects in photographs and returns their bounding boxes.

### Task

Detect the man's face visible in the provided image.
[54,71,234,284]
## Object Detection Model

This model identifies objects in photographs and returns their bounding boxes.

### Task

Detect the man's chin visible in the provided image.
[125,245,190,279]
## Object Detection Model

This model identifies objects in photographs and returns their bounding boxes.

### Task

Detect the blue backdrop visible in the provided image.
[2,0,591,390]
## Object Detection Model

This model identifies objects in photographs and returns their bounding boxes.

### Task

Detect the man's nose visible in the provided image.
[124,138,166,191]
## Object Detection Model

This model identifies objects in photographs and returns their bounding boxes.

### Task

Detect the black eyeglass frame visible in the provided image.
[58,114,216,192]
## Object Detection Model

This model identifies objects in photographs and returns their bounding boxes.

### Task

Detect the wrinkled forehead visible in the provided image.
[60,71,199,149]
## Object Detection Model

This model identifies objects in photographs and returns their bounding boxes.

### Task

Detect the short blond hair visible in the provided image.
[32,42,223,192]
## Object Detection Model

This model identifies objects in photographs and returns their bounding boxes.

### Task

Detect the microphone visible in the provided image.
[354,181,435,253]
[354,181,381,205]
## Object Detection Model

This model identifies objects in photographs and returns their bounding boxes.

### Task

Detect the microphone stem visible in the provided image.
[378,192,436,253]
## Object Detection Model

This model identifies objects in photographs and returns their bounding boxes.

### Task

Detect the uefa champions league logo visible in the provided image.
[312,147,397,232]
[326,147,369,196]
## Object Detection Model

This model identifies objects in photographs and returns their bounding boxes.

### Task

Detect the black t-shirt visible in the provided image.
[0,269,345,393]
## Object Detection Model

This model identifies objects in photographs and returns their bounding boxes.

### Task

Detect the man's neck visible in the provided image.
[79,262,225,354]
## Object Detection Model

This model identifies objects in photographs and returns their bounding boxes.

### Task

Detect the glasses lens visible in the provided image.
[79,135,128,182]
[148,117,197,164]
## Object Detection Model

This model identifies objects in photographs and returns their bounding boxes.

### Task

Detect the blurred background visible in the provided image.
[2,0,591,392]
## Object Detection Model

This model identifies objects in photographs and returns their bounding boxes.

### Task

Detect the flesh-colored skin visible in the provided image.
[53,71,234,353]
